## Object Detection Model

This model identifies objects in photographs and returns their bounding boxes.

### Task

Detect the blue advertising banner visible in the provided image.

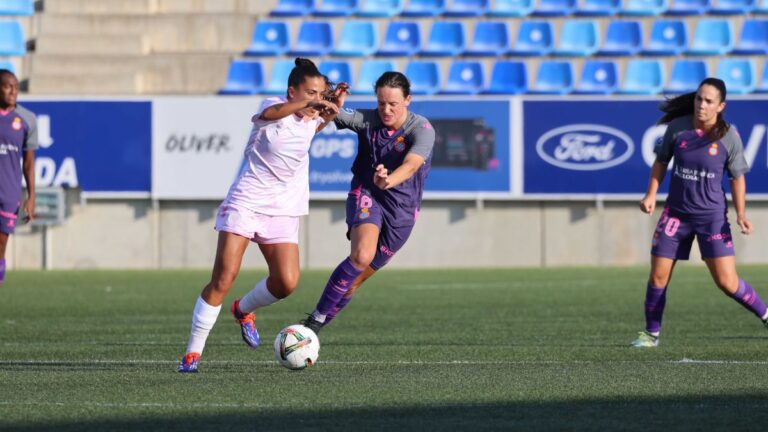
[21,101,152,194]
[523,99,768,195]
[309,99,512,195]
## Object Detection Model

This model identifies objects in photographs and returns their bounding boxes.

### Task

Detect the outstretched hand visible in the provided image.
[373,164,390,190]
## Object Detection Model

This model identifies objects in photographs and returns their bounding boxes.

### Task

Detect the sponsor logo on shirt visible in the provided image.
[535,124,634,171]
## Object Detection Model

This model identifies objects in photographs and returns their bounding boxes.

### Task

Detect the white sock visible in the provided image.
[185,296,221,355]
[761,310,768,321]
[238,277,280,312]
[648,331,660,337]
[311,311,327,323]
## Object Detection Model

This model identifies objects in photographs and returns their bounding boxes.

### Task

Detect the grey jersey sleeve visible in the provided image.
[333,108,371,133]
[655,116,690,164]
[405,115,435,159]
[16,105,38,151]
[723,125,750,179]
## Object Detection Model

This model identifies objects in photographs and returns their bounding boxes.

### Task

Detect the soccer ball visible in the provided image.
[274,324,320,370]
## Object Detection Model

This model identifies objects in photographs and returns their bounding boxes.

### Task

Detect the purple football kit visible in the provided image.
[651,115,749,260]
[337,108,434,270]
[0,104,37,235]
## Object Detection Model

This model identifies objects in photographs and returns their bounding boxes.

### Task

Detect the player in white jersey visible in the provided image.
[179,58,346,372]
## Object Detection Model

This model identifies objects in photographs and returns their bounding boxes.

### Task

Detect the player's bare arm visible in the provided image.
[730,175,752,235]
[373,153,425,190]
[640,160,668,214]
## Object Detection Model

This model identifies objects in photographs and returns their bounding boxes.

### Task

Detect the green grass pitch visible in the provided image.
[2,266,768,431]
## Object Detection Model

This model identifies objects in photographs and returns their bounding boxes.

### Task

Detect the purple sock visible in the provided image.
[729,279,768,320]
[314,258,362,318]
[0,258,5,284]
[644,283,667,334]
[324,294,354,325]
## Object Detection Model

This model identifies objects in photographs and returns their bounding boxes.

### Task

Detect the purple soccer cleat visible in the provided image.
[178,352,200,373]
[231,299,260,349]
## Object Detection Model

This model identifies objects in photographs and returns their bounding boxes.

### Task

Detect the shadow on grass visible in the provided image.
[4,394,768,432]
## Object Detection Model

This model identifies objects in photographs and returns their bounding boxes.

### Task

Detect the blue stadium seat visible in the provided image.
[357,0,403,16]
[710,0,754,14]
[533,0,576,16]
[441,61,484,95]
[488,0,534,16]
[405,61,440,95]
[757,0,768,13]
[376,21,420,57]
[621,0,667,15]
[0,0,33,15]
[755,61,768,93]
[353,60,395,94]
[686,19,733,55]
[401,0,445,16]
[553,20,599,56]
[218,60,263,95]
[270,0,315,16]
[597,20,642,56]
[508,21,553,56]
[716,59,755,94]
[313,0,358,16]
[420,21,465,57]
[618,59,664,94]
[530,61,573,94]
[732,19,768,55]
[262,60,294,95]
[574,60,618,94]
[444,0,489,16]
[0,60,16,74]
[482,61,528,94]
[0,21,25,56]
[244,21,289,57]
[665,0,709,15]
[665,59,708,93]
[332,21,378,57]
[464,21,509,57]
[287,21,333,57]
[319,61,353,86]
[576,0,620,16]
[642,19,687,56]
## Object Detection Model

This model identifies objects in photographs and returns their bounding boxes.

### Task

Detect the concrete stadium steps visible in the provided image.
[28,53,231,94]
[42,0,272,15]
[37,14,253,53]
[35,34,150,55]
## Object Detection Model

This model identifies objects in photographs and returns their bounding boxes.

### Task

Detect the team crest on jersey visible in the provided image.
[359,207,370,220]
[679,140,688,149]
[708,143,719,156]
[11,117,21,131]
[394,136,406,152]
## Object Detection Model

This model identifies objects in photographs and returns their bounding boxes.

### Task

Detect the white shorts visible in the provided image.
[214,202,300,244]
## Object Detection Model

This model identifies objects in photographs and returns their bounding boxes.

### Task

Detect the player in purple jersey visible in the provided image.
[631,78,768,348]
[0,70,37,286]
[178,59,345,372]
[300,72,436,334]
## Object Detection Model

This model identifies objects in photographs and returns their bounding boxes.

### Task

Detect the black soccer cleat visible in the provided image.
[300,314,324,334]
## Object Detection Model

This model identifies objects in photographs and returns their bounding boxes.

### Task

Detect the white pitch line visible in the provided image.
[1,359,767,366]
[0,401,277,408]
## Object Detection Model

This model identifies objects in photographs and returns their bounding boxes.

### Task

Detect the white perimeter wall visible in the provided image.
[7,194,768,270]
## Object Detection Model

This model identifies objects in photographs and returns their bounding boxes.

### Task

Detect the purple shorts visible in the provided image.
[346,185,416,270]
[651,207,735,260]
[0,202,19,235]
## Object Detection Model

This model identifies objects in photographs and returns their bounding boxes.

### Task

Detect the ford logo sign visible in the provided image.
[535,124,634,171]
